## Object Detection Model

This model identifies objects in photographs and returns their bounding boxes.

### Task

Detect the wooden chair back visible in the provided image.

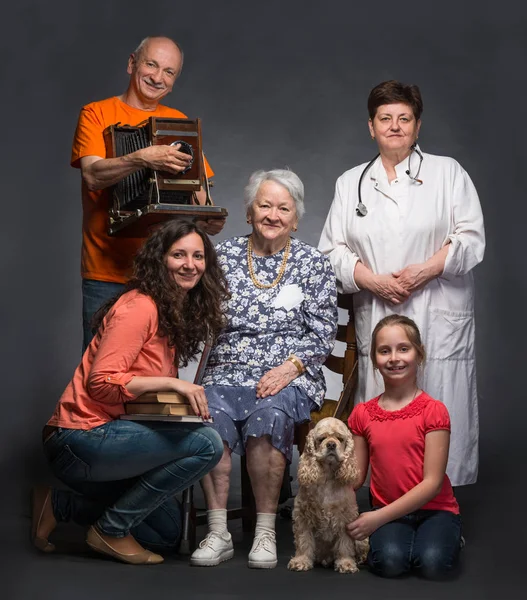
[296,293,358,451]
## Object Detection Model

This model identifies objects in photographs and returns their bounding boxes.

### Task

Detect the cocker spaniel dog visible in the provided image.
[288,417,368,574]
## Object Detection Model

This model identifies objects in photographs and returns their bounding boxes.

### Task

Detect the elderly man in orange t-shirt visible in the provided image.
[71,36,224,349]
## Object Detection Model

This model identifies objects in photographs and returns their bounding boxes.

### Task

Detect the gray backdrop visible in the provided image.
[1,0,525,512]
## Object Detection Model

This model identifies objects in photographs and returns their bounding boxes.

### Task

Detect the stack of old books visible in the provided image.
[124,391,212,423]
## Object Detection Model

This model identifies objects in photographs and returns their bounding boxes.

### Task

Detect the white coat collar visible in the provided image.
[369,144,424,184]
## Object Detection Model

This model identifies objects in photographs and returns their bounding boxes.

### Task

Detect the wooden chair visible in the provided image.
[295,292,358,453]
[277,293,358,520]
[179,293,358,553]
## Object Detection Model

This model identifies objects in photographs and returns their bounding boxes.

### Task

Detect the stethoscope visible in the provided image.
[356,143,424,217]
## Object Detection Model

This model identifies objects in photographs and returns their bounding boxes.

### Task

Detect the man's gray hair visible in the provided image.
[244,169,305,219]
[132,36,184,75]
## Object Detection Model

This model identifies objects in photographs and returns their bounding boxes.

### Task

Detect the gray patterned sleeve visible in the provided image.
[293,251,338,377]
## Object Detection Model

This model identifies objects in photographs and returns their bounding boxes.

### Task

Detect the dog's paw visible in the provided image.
[320,557,333,568]
[288,556,314,571]
[334,558,359,574]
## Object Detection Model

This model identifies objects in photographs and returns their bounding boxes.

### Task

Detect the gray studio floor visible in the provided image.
[3,453,521,600]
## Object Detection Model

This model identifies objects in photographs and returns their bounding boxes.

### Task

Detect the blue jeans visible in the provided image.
[367,509,462,579]
[82,279,125,351]
[43,420,223,550]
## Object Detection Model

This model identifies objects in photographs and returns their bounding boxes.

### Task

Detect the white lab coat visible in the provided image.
[319,148,485,486]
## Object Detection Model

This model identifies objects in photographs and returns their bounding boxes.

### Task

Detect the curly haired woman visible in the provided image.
[31,220,229,565]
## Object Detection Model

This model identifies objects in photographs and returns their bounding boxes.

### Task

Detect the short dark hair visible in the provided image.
[367,80,423,121]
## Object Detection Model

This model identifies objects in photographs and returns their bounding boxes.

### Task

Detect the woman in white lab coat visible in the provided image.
[319,80,485,486]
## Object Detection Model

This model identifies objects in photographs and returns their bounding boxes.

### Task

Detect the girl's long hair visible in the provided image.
[92,220,229,366]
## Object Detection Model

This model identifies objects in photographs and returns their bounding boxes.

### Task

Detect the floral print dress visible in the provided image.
[202,236,338,460]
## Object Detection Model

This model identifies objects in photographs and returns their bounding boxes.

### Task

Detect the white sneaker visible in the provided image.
[190,531,234,566]
[248,531,277,569]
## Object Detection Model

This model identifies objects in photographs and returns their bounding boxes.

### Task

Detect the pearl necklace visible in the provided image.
[247,235,291,289]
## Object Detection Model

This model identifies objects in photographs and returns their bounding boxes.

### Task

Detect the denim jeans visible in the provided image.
[44,420,223,549]
[82,279,125,351]
[367,509,462,579]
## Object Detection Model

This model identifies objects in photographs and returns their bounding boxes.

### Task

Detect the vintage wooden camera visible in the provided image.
[104,117,227,236]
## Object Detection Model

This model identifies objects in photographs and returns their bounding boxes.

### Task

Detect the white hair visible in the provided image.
[244,169,305,219]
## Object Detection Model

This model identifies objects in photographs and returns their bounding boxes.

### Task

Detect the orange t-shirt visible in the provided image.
[48,290,177,430]
[71,96,214,283]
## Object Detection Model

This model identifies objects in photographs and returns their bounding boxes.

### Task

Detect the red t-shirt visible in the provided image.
[349,392,459,515]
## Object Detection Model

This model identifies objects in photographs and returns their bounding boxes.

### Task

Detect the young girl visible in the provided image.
[346,314,462,579]
[31,220,229,565]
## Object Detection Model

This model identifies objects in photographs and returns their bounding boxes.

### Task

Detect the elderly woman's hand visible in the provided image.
[371,274,411,305]
[256,361,299,398]
[392,264,433,293]
[393,246,449,292]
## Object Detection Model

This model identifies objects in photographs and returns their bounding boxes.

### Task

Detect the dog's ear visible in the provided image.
[304,427,316,456]
[298,428,323,486]
[335,430,360,485]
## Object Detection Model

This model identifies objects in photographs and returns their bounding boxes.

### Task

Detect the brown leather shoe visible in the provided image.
[31,486,56,553]
[86,526,164,565]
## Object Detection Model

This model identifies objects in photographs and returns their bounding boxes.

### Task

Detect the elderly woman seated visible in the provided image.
[190,169,338,569]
